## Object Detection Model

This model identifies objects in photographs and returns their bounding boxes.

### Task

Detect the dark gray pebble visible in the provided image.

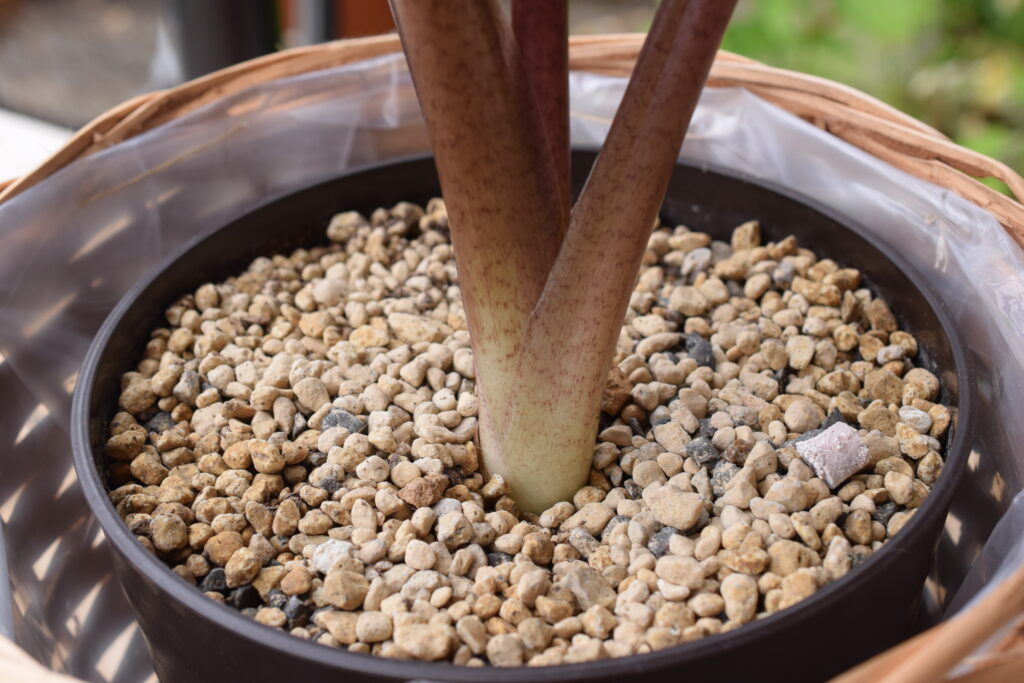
[711,460,740,497]
[321,408,365,434]
[647,527,679,558]
[685,333,716,369]
[144,412,176,434]
[872,501,899,527]
[444,469,465,487]
[487,552,513,567]
[821,408,848,430]
[284,596,312,627]
[686,437,720,467]
[228,585,262,609]
[199,567,228,594]
[319,476,342,496]
[266,589,288,609]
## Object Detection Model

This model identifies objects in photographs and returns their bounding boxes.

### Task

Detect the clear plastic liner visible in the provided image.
[0,52,1020,681]
[945,487,1024,675]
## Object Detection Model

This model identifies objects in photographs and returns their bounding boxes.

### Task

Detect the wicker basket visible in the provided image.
[1,33,1023,682]
[2,33,1023,245]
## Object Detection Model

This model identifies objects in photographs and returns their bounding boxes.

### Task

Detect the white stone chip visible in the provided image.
[795,422,870,489]
[311,539,353,575]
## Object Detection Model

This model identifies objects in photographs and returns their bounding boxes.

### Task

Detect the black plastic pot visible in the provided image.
[71,152,973,682]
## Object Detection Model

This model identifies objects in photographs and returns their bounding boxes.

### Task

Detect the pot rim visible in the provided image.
[70,153,974,682]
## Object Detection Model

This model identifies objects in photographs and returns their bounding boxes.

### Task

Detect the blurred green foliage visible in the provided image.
[722,0,1024,182]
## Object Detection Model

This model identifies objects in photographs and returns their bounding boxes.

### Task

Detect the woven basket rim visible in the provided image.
[0,33,1022,248]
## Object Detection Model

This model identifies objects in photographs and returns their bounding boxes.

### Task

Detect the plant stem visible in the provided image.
[537,0,739,370]
[512,0,571,228]
[485,0,738,512]
[391,0,737,514]
[389,0,565,392]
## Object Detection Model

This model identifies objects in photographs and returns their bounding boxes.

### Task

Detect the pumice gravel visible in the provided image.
[104,199,952,666]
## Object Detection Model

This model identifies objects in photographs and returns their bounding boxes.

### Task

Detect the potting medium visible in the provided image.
[98,185,951,665]
[71,154,970,682]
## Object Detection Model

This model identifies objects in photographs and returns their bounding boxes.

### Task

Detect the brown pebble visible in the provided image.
[602,366,634,415]
[398,474,450,508]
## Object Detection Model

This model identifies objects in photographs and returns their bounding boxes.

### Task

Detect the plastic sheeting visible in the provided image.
[0,52,1021,681]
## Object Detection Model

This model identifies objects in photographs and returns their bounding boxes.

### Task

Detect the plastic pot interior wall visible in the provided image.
[72,152,973,683]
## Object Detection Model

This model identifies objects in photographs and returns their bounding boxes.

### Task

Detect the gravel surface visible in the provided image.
[105,199,951,666]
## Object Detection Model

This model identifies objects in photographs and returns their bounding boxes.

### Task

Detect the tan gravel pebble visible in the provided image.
[150,514,188,552]
[394,623,456,661]
[649,486,704,531]
[720,573,758,624]
[224,548,262,588]
[321,569,369,610]
[355,611,393,643]
[784,399,825,433]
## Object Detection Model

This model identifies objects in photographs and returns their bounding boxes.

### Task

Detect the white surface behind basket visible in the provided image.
[0,107,71,181]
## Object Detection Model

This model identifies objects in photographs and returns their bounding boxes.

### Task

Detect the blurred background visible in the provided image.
[0,0,1021,189]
